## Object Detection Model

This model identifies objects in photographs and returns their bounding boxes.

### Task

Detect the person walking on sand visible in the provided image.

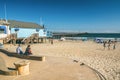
[108,40,111,50]
[24,45,32,55]
[51,38,53,45]
[103,41,106,50]
[113,41,116,50]
[16,44,23,55]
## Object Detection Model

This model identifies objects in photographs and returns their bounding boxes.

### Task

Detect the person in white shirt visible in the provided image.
[16,44,23,55]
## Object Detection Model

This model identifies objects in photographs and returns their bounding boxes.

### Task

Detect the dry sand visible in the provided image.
[1,40,120,80]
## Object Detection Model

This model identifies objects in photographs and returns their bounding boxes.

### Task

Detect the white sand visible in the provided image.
[2,40,120,80]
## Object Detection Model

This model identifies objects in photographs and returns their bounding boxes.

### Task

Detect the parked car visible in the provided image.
[0,43,3,48]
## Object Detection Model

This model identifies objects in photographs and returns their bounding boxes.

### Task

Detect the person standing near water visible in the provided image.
[113,41,116,50]
[108,40,111,50]
[103,41,106,50]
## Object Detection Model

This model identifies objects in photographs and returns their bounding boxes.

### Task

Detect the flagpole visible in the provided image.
[40,17,43,26]
[4,3,7,22]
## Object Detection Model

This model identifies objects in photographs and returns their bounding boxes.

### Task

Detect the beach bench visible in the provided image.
[0,56,17,76]
[0,49,45,61]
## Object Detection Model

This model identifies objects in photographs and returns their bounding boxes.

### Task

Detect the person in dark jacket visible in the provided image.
[24,45,32,55]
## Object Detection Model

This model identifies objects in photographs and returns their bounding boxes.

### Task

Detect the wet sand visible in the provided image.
[1,40,120,80]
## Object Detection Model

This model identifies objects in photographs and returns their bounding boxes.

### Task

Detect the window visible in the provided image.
[0,29,4,33]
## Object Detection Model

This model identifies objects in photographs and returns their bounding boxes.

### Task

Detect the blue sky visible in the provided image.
[0,0,120,33]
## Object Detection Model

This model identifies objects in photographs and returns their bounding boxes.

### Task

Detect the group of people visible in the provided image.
[16,44,32,55]
[103,40,117,50]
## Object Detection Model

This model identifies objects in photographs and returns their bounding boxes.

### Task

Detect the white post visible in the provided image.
[4,3,7,21]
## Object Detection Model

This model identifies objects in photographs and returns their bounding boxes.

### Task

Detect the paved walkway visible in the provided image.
[0,52,100,80]
[0,56,8,71]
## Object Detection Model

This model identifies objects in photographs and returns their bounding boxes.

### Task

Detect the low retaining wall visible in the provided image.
[0,56,17,76]
[0,70,17,76]
[0,49,45,76]
[0,49,45,61]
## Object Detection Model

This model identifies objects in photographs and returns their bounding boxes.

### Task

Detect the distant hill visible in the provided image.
[8,20,44,29]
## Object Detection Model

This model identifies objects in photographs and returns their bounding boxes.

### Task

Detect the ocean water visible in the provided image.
[53,33,120,42]
[53,33,120,38]
[79,33,120,38]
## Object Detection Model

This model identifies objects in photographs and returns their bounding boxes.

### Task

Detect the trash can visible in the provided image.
[14,60,30,75]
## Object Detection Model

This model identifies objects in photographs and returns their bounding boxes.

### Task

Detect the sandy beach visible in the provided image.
[1,40,120,80]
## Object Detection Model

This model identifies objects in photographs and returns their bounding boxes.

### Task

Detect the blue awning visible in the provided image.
[14,28,19,32]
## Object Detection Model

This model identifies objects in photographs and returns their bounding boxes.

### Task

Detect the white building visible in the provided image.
[0,20,52,39]
[0,20,10,39]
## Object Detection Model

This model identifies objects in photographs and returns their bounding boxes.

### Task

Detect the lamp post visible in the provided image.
[13,26,19,45]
